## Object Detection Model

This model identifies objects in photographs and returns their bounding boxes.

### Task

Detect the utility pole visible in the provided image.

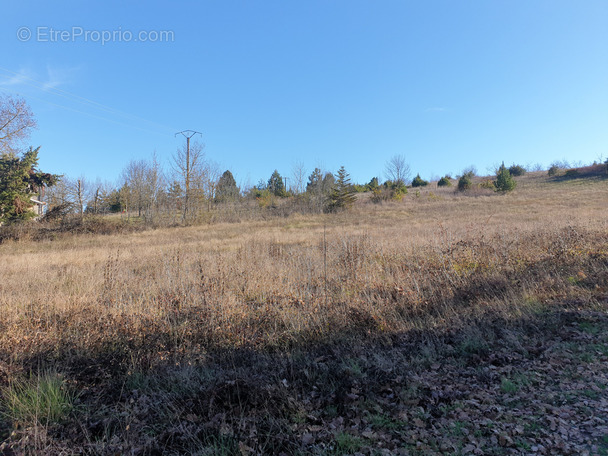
[175,130,202,222]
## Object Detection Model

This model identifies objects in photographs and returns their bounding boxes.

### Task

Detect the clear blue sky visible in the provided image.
[1,0,607,187]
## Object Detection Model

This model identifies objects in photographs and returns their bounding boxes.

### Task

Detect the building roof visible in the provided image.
[29,198,46,206]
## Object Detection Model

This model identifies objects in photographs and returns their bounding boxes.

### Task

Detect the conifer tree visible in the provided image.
[0,147,59,223]
[306,168,323,194]
[267,170,287,197]
[215,170,239,202]
[326,166,356,212]
[494,162,516,192]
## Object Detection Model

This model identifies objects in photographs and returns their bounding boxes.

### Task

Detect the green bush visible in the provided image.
[385,180,407,196]
[548,165,560,176]
[457,173,473,192]
[437,176,452,187]
[494,163,516,192]
[508,164,526,176]
[411,174,429,187]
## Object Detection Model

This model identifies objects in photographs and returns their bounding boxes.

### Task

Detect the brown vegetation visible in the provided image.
[0,172,607,454]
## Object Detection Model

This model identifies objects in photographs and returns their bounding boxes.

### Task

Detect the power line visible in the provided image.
[0,65,180,135]
[16,90,173,138]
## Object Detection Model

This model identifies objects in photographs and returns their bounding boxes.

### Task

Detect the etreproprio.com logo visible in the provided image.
[17,26,175,45]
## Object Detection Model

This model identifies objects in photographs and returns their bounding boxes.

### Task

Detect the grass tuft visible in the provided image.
[1,371,74,427]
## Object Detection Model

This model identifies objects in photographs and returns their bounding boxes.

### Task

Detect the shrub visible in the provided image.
[370,188,390,203]
[479,179,496,190]
[564,169,579,178]
[494,162,516,192]
[370,180,407,203]
[548,160,570,177]
[255,189,277,208]
[386,180,407,196]
[437,176,452,187]
[508,164,526,176]
[457,173,473,192]
[411,174,429,187]
[371,184,406,203]
[365,177,379,192]
[461,166,477,177]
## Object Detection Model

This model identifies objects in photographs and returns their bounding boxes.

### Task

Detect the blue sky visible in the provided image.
[1,0,607,187]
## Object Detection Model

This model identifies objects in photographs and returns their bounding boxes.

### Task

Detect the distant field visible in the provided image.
[1,171,607,455]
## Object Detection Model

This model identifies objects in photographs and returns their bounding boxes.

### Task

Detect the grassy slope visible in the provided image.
[0,171,607,455]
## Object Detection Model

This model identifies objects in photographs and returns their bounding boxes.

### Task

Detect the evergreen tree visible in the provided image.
[0,147,59,223]
[321,172,335,194]
[366,177,379,191]
[306,168,323,194]
[326,166,356,212]
[494,162,516,192]
[411,174,429,187]
[267,170,287,197]
[437,175,452,187]
[215,170,239,202]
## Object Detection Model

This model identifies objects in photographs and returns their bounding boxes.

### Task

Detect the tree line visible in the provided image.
[1,94,538,226]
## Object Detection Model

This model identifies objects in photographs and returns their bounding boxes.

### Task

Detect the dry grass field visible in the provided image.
[1,171,607,455]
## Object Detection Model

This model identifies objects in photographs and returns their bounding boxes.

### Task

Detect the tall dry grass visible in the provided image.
[0,172,607,454]
[0,173,606,375]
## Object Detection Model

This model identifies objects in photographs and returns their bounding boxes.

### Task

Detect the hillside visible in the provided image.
[1,170,607,455]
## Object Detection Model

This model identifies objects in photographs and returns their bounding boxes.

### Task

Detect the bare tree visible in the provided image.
[0,94,37,155]
[122,159,150,218]
[459,165,477,178]
[119,182,131,220]
[71,176,88,219]
[83,178,105,214]
[203,160,221,212]
[48,176,89,218]
[147,153,165,219]
[385,155,411,186]
[120,154,166,221]
[172,140,207,221]
[45,178,74,212]
[291,160,307,195]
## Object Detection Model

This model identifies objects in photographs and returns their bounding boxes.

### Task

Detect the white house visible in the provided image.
[29,197,46,218]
